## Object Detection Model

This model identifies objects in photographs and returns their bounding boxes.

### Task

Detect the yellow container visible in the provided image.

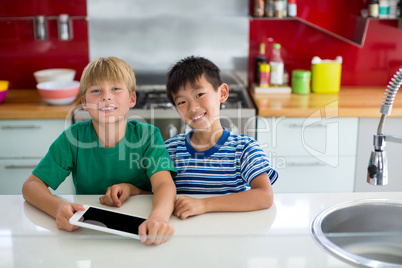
[311,56,342,94]
[0,80,9,91]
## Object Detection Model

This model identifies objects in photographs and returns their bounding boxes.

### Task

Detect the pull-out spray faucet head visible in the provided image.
[367,134,388,185]
[367,67,402,186]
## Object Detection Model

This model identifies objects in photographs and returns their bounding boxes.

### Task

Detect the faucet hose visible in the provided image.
[377,68,402,134]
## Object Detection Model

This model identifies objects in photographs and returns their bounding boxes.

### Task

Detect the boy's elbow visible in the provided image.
[259,190,274,209]
[22,174,45,201]
[262,197,274,209]
[22,181,30,202]
[22,177,33,201]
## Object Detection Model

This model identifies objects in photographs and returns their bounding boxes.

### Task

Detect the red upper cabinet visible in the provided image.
[0,0,87,17]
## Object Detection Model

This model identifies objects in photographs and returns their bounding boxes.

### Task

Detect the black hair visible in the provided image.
[166,56,222,105]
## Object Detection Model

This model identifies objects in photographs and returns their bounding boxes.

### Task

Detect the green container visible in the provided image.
[292,69,311,94]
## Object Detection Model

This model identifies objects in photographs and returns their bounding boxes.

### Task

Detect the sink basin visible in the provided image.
[311,199,402,267]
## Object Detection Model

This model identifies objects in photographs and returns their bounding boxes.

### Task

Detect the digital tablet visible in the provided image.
[69,205,147,239]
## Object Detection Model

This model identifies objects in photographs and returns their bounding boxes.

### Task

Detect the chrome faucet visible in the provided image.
[367,68,402,185]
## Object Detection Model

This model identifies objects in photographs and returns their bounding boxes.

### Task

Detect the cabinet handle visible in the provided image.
[287,162,325,167]
[1,125,41,130]
[5,165,37,169]
[287,123,326,128]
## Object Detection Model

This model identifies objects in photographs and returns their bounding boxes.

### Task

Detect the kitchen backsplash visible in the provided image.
[248,0,402,87]
[0,0,89,89]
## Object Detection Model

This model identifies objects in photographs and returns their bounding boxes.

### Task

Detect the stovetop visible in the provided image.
[135,89,247,110]
[133,72,251,110]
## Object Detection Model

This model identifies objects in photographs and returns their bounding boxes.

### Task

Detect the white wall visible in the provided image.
[87,0,249,72]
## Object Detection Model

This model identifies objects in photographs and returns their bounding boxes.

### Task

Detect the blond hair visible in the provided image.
[80,57,136,98]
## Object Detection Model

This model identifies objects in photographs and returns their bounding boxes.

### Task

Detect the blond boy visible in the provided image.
[23,57,177,244]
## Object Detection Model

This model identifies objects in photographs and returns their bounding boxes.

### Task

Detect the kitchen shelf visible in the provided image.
[249,15,369,47]
[249,16,297,21]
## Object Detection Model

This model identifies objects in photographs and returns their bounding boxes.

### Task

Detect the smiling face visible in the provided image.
[173,74,228,132]
[82,80,136,127]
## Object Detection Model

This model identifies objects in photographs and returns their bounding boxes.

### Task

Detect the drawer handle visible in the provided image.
[5,165,37,169]
[287,162,325,167]
[1,125,41,130]
[287,123,326,128]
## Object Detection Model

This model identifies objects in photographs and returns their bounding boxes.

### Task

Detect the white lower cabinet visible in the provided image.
[0,120,75,194]
[257,117,358,193]
[0,159,74,194]
[271,156,356,193]
[0,119,71,158]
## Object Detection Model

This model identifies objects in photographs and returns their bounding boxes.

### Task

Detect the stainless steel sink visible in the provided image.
[311,199,402,267]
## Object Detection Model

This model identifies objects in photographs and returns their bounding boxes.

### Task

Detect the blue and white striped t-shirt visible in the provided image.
[165,128,278,194]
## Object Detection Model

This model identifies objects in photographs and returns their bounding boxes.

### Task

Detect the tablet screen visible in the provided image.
[78,207,146,235]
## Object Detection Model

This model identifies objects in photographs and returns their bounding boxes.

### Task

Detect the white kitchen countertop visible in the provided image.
[1,192,401,268]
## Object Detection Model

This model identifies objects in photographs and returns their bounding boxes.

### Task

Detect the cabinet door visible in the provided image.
[272,156,355,193]
[0,120,68,158]
[257,117,358,157]
[256,117,358,193]
[0,159,75,194]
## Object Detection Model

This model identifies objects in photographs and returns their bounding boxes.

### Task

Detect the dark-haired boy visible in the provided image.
[165,56,278,220]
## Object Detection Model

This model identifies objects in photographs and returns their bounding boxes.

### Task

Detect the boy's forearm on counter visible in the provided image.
[203,189,273,213]
[150,185,176,221]
[128,184,152,195]
[149,171,177,221]
[22,175,66,219]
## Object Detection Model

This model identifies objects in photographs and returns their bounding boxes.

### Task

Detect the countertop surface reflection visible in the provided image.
[1,192,401,268]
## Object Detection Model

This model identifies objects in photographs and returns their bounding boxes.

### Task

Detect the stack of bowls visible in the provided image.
[33,68,79,105]
[0,80,9,104]
[33,68,76,84]
[36,81,80,105]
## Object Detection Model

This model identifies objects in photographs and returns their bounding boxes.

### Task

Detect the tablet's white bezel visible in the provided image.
[69,205,147,239]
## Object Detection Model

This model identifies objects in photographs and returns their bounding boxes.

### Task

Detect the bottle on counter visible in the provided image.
[269,43,284,87]
[255,42,268,84]
[259,63,270,87]
[283,68,289,86]
[288,0,297,17]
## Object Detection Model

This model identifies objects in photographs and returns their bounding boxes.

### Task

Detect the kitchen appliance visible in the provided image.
[72,72,257,140]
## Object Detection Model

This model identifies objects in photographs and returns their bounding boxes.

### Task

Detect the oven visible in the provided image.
[72,72,257,140]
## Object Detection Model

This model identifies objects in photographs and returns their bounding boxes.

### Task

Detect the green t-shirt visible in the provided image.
[33,120,177,194]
